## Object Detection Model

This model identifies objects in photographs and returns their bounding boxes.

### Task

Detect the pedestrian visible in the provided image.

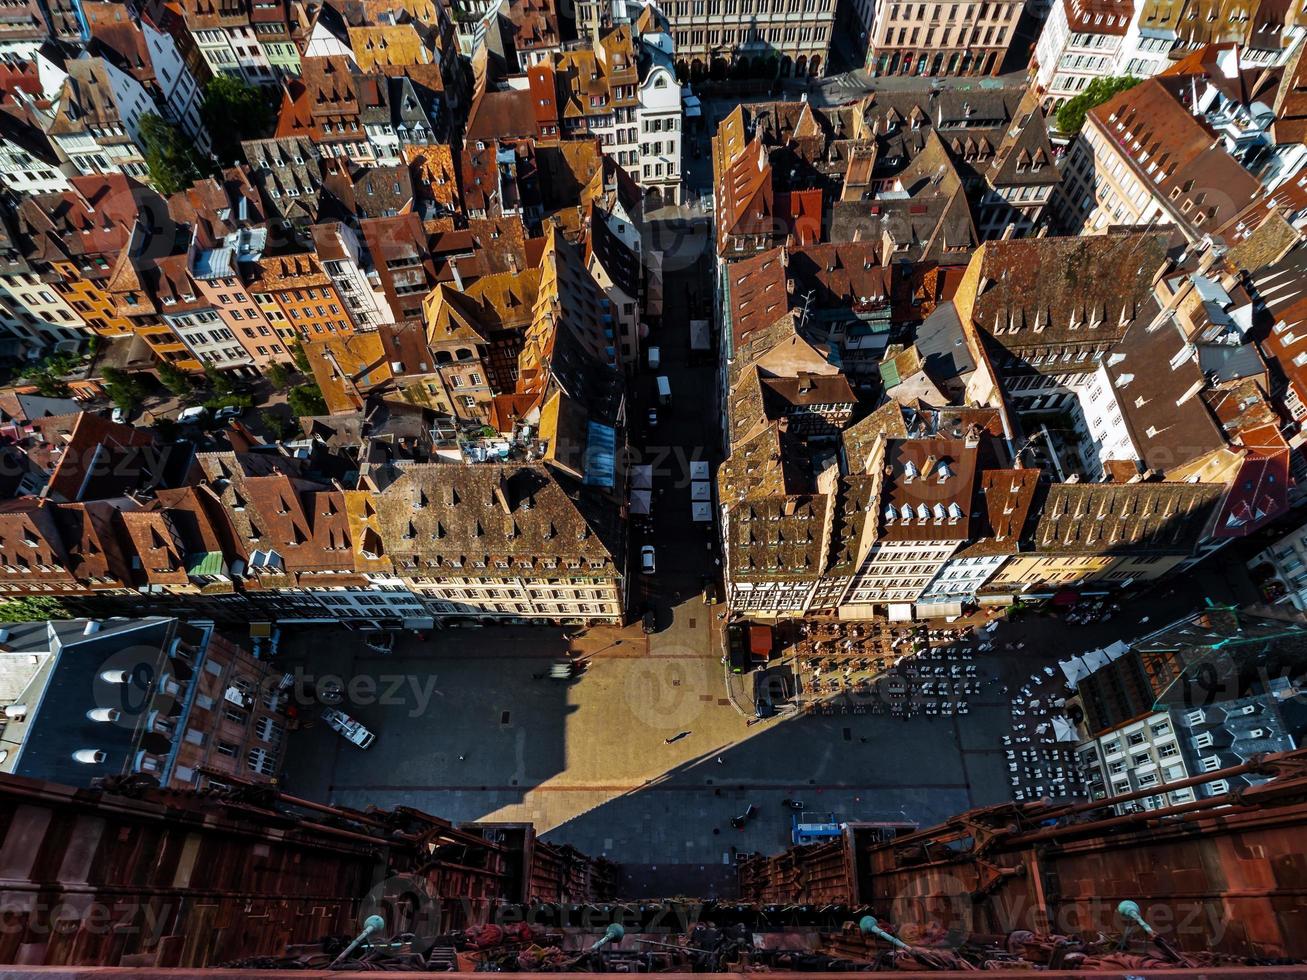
[716,755,724,764]
[665,730,691,744]
[458,754,467,761]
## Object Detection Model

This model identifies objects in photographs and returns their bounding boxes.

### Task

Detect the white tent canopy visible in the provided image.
[1059,639,1130,689]
[1051,716,1079,742]
[692,501,713,522]
[690,460,710,481]
[691,481,712,501]
[630,489,652,515]
[632,465,654,490]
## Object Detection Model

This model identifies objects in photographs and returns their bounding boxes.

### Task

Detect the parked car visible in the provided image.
[110,407,128,424]
[314,678,345,706]
[647,346,661,370]
[177,406,208,425]
[321,708,375,748]
[647,407,658,427]
[213,405,243,423]
[363,632,394,655]
[640,545,656,574]
[642,607,658,634]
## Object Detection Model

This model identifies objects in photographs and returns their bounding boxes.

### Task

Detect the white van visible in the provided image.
[656,375,671,405]
[177,406,208,424]
[648,346,661,369]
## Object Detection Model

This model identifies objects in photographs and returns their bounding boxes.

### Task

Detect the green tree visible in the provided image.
[203,363,234,397]
[266,361,291,391]
[289,340,312,375]
[287,383,327,418]
[1055,76,1141,136]
[101,367,147,412]
[202,76,276,165]
[261,409,292,440]
[139,113,206,195]
[24,351,81,398]
[0,595,73,623]
[156,360,194,397]
[26,366,70,398]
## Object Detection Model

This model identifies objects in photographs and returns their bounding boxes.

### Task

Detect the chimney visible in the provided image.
[72,749,106,764]
[99,669,130,684]
[921,454,938,477]
[86,707,120,723]
[83,621,101,635]
[782,498,797,516]
[964,425,980,449]
[3,704,26,720]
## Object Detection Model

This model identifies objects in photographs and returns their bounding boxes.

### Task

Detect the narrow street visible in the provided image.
[626,216,720,646]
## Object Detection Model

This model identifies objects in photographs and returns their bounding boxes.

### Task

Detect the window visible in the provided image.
[247,746,276,776]
[255,716,284,745]
[223,706,249,726]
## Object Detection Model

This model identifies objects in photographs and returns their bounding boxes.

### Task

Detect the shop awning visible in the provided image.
[888,603,914,622]
[915,600,963,620]
[1052,588,1080,607]
[978,593,1014,606]
[749,625,773,655]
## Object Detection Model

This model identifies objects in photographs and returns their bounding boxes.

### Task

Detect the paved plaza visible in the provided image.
[280,554,1250,896]
[280,614,1009,876]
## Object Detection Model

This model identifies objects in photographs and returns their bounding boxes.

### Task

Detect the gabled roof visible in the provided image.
[1033,482,1225,555]
[44,413,158,503]
[365,461,622,571]
[962,233,1168,356]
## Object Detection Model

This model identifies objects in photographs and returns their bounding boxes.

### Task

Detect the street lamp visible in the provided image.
[329,914,387,968]
[591,923,626,951]
[859,915,911,951]
[1118,900,1154,937]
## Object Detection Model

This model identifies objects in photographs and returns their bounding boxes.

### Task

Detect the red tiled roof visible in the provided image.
[1212,421,1291,538]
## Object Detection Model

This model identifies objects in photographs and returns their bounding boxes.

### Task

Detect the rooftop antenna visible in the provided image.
[859,915,911,951]
[329,914,386,968]
[590,923,625,951]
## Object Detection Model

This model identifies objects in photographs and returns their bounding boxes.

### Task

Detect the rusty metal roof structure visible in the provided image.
[739,747,1307,969]
[0,748,1305,974]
